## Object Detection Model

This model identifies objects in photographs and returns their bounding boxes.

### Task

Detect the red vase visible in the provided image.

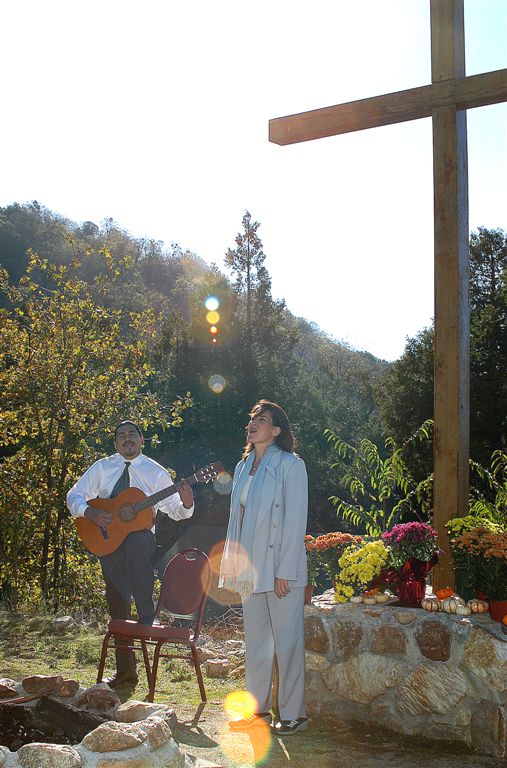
[489,600,507,622]
[396,578,426,607]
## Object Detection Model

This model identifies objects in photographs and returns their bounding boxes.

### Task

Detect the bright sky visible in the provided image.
[1,0,505,361]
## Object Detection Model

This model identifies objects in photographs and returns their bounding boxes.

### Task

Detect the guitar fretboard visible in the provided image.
[129,473,198,513]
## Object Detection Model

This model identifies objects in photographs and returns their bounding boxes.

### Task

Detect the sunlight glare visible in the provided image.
[207,540,254,606]
[221,691,272,764]
[205,296,220,311]
[218,721,272,766]
[213,469,232,494]
[224,689,257,721]
[206,310,220,325]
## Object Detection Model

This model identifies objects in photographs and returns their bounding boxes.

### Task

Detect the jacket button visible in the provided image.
[269,544,274,548]
[273,522,278,528]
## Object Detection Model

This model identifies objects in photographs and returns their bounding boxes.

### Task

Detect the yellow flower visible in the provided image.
[334,539,389,602]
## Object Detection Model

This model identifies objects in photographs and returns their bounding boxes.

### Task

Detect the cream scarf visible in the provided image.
[219,450,266,599]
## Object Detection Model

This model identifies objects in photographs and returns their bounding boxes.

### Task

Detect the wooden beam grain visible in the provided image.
[269,68,507,145]
[431,0,469,591]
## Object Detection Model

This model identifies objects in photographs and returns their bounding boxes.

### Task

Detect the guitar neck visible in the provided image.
[130,474,197,514]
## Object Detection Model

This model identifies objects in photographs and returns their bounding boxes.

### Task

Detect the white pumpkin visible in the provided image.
[455,604,471,616]
[350,595,363,604]
[441,595,466,614]
[467,598,489,614]
[421,595,441,612]
[375,593,391,604]
[363,595,377,605]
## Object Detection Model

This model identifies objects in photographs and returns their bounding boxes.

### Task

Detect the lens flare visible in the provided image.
[218,721,272,766]
[213,469,232,494]
[224,690,257,720]
[209,325,218,335]
[205,296,220,311]
[220,692,272,764]
[206,310,220,325]
[206,540,253,606]
[208,541,225,578]
[208,374,226,394]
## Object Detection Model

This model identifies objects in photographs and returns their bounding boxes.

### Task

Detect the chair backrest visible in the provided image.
[157,548,211,619]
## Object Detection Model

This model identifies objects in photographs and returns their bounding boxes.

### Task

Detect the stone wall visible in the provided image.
[305,592,507,760]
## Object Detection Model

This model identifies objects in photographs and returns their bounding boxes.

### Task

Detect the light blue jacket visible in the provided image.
[230,443,308,593]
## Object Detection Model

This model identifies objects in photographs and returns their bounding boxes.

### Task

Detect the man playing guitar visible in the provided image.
[67,420,194,689]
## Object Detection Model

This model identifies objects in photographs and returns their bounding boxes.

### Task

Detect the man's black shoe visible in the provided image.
[103,671,139,689]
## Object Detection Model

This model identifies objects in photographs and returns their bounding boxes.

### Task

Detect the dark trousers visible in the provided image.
[100,530,156,673]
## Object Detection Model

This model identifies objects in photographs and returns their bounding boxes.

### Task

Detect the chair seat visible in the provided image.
[108,619,192,642]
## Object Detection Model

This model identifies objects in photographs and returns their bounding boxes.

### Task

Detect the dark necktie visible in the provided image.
[110,462,131,498]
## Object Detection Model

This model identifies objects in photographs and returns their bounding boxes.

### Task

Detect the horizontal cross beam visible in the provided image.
[269,68,507,145]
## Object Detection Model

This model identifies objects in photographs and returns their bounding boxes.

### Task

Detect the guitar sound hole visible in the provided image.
[118,505,137,523]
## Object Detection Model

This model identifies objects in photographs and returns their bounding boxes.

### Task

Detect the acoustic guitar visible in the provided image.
[75,462,223,556]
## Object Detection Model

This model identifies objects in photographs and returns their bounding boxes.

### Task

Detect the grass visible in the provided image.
[0,609,244,705]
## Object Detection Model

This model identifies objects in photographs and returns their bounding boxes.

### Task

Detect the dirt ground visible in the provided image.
[172,701,505,768]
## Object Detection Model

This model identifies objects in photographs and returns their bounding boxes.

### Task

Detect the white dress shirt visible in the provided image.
[66,452,194,526]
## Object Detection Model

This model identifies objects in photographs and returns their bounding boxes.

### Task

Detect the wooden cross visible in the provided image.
[269,0,507,589]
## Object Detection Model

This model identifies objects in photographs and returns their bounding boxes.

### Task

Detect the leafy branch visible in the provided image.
[324,420,434,536]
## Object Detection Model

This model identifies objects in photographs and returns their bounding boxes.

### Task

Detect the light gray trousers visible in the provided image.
[242,587,306,721]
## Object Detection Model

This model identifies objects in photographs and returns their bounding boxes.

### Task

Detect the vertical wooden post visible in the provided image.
[431,0,470,589]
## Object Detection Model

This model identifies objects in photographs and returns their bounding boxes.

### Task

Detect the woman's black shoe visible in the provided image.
[229,712,272,730]
[272,717,308,735]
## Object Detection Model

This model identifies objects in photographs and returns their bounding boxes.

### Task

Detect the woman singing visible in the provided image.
[220,399,309,735]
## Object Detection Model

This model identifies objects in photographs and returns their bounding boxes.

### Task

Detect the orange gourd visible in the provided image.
[435,587,454,600]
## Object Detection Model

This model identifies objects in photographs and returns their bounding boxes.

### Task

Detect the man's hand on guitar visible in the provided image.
[84,506,113,527]
[177,479,194,509]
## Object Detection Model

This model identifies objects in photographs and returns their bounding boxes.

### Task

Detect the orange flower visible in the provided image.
[450,525,507,600]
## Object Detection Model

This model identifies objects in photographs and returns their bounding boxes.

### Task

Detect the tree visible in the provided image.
[469,227,507,460]
[225,210,269,345]
[224,211,298,402]
[377,227,507,468]
[469,227,507,312]
[0,202,75,290]
[0,248,189,610]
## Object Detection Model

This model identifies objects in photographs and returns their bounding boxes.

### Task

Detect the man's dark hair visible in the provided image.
[114,421,142,440]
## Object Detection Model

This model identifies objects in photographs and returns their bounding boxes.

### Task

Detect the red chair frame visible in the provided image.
[97,548,211,702]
